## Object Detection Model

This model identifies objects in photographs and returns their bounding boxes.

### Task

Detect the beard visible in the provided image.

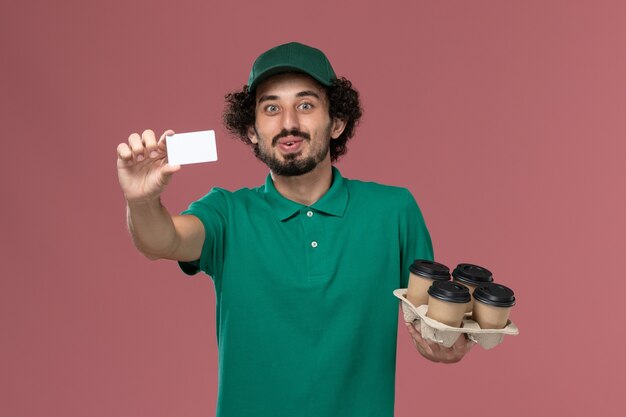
[252,126,331,176]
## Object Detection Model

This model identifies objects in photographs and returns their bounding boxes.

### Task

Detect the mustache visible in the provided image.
[272,129,311,146]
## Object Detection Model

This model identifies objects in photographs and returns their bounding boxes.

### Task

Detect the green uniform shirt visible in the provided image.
[180,167,433,417]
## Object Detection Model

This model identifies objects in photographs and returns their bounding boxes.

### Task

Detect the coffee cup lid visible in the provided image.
[473,283,516,307]
[427,280,471,303]
[452,263,494,285]
[409,260,450,280]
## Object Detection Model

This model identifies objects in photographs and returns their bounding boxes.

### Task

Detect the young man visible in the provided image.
[116,42,473,417]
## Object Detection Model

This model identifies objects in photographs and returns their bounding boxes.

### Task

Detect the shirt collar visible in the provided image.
[263,167,349,221]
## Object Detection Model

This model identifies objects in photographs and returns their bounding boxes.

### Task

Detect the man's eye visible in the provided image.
[299,103,313,110]
[265,105,279,112]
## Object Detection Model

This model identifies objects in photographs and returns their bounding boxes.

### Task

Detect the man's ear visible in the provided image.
[247,126,258,144]
[330,118,347,140]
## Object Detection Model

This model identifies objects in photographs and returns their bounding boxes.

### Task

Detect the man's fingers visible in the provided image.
[162,162,181,176]
[128,133,146,161]
[159,129,175,142]
[405,321,419,337]
[453,334,476,354]
[405,322,436,359]
[117,143,133,161]
[157,129,175,153]
[434,335,473,363]
[142,129,158,157]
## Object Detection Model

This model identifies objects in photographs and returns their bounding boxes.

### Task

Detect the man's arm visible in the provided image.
[117,129,204,261]
[126,201,204,261]
[398,190,473,362]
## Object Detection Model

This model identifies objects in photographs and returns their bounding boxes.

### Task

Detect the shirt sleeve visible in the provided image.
[177,188,229,278]
[399,189,434,288]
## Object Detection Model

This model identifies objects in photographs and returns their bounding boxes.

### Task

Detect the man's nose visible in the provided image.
[280,106,300,131]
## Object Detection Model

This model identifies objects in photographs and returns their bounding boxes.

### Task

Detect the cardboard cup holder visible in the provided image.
[394,288,519,350]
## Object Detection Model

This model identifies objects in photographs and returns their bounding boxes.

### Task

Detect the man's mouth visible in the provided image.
[278,137,303,145]
[277,137,304,153]
[272,129,310,146]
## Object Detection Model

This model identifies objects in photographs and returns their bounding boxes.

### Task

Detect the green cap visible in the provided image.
[247,42,337,91]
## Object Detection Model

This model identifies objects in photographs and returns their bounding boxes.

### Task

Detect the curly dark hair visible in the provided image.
[223,76,362,162]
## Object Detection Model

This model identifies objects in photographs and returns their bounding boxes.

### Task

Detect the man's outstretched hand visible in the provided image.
[117,129,180,203]
[405,321,475,363]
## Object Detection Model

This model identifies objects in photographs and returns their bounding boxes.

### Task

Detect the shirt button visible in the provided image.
[311,241,318,248]
[306,210,313,217]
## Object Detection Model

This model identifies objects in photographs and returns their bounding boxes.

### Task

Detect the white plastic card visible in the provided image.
[166,130,218,165]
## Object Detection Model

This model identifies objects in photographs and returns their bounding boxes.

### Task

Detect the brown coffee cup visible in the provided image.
[472,283,516,329]
[452,263,494,312]
[406,260,450,307]
[426,280,471,327]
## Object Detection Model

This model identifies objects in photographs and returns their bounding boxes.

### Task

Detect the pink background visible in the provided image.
[1,1,624,416]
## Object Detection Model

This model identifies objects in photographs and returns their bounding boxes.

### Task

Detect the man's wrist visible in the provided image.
[126,196,163,211]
